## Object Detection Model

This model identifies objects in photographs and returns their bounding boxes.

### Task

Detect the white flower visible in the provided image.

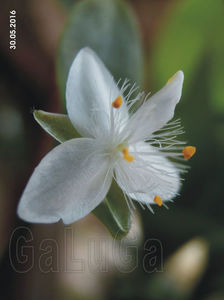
[18,47,195,224]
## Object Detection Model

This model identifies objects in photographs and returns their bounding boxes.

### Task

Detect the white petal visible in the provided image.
[66,47,128,139]
[127,71,184,143]
[18,138,113,224]
[114,142,180,204]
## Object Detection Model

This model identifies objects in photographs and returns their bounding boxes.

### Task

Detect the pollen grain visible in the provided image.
[182,146,196,160]
[112,96,123,108]
[167,72,178,84]
[122,147,134,162]
[154,195,163,206]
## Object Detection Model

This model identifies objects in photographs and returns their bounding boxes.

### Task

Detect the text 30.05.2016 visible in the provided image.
[9,10,16,50]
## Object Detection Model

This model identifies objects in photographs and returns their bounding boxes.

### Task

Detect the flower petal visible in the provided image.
[18,138,113,224]
[114,142,180,204]
[66,47,128,138]
[127,71,184,143]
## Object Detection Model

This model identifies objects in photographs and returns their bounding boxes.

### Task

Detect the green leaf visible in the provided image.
[56,0,143,105]
[93,180,131,239]
[33,110,80,142]
[34,110,131,239]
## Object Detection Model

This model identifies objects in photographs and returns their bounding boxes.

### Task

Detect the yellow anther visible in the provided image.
[167,72,178,83]
[154,195,163,207]
[122,147,134,162]
[112,96,123,108]
[182,146,196,160]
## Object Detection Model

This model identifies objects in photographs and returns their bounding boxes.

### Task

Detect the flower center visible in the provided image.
[115,144,134,162]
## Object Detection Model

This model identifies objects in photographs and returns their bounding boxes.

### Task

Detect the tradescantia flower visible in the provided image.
[18,47,196,224]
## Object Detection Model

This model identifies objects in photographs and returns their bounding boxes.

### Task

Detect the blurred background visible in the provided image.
[0,0,224,299]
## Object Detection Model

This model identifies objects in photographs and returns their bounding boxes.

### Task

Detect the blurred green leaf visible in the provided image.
[34,110,131,239]
[150,0,224,117]
[56,0,143,105]
[56,0,78,11]
[209,14,224,113]
[209,48,224,112]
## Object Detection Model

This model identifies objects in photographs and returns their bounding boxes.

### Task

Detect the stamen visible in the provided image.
[154,195,163,206]
[122,147,134,162]
[182,146,196,160]
[167,72,178,83]
[112,96,122,108]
